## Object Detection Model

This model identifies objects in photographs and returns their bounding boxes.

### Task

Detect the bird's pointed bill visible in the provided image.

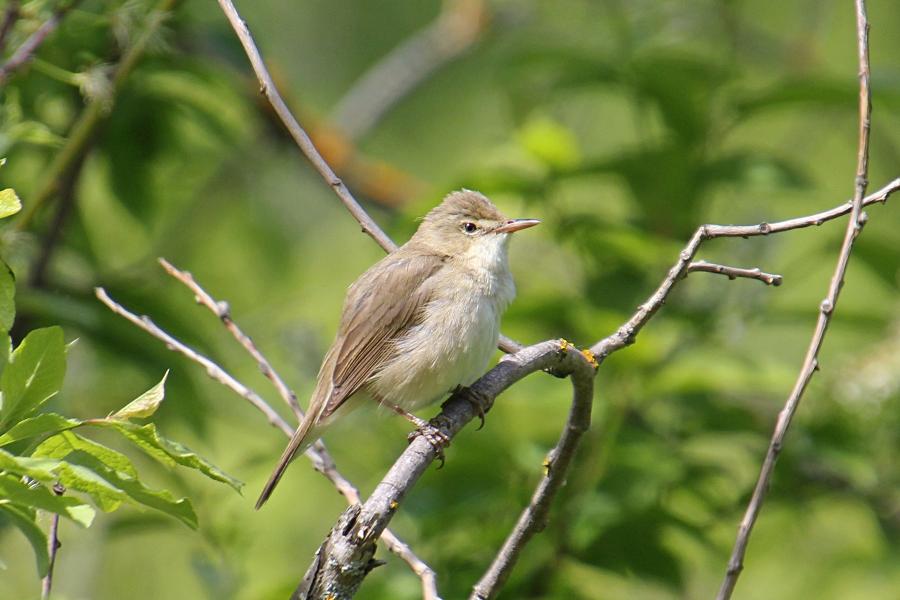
[494,219,541,234]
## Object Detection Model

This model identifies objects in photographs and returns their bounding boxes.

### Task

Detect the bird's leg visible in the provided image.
[443,385,488,430]
[379,400,451,459]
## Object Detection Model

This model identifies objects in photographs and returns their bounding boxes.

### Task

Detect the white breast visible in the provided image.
[370,234,516,410]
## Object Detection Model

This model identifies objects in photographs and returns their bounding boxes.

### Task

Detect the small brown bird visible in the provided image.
[256,190,539,509]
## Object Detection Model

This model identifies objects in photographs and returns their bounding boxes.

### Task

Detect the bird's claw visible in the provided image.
[407,419,451,468]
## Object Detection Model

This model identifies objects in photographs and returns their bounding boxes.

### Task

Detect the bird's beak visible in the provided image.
[494,219,541,234]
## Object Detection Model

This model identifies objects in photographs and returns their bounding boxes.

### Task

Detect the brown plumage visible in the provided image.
[255,190,538,509]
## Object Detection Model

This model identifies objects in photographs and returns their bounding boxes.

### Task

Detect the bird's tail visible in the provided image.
[255,411,320,509]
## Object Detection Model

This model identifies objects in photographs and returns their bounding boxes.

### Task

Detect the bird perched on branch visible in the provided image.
[256,190,539,508]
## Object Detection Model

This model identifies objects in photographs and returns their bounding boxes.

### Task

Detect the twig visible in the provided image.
[331,0,486,140]
[95,285,441,599]
[215,0,396,253]
[470,352,595,599]
[157,257,304,422]
[687,261,782,286]
[14,0,177,232]
[0,1,82,86]
[0,1,20,53]
[40,483,65,600]
[214,0,522,359]
[590,178,900,359]
[716,3,873,599]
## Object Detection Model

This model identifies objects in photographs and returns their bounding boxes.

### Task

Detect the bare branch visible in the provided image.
[716,3,874,598]
[40,483,65,600]
[0,1,82,85]
[687,261,782,286]
[0,1,21,53]
[96,284,442,599]
[296,339,595,599]
[157,257,304,422]
[214,0,523,359]
[470,349,595,599]
[214,0,397,253]
[590,178,900,360]
[331,0,486,140]
[15,0,179,232]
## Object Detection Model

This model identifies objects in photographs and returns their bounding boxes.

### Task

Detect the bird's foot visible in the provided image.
[407,417,451,467]
[444,385,488,430]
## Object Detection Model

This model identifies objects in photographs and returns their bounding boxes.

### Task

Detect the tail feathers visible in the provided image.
[255,415,319,510]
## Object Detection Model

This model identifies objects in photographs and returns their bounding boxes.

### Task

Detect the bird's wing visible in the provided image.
[324,251,445,417]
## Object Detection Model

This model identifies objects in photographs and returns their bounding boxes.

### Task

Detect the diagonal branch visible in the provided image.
[716,2,873,598]
[0,0,82,85]
[214,0,522,356]
[95,283,441,599]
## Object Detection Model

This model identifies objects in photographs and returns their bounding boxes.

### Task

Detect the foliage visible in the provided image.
[1,1,899,599]
[0,164,241,579]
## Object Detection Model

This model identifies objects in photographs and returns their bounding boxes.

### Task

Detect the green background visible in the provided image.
[2,1,900,598]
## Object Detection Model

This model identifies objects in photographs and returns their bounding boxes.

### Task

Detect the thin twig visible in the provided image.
[15,0,177,231]
[470,352,595,599]
[331,0,486,140]
[716,3,873,598]
[157,257,304,422]
[687,261,782,286]
[40,483,65,600]
[95,285,441,599]
[0,1,20,53]
[214,0,522,358]
[0,0,82,86]
[590,178,900,359]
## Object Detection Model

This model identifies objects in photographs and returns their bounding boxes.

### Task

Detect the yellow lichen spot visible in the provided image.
[542,456,552,476]
[581,348,599,369]
[389,500,399,510]
[558,338,572,354]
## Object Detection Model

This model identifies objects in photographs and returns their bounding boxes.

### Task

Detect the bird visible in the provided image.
[255,189,539,509]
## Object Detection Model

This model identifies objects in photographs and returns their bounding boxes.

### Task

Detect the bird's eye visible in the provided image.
[462,222,478,234]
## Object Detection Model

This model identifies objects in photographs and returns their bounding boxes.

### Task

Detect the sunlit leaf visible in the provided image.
[0,327,66,431]
[0,188,21,219]
[0,413,81,446]
[111,370,168,420]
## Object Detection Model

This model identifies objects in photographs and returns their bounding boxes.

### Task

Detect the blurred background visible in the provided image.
[2,0,900,598]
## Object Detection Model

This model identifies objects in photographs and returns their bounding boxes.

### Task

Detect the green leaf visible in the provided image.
[111,370,169,420]
[34,431,137,478]
[63,450,198,528]
[93,421,243,492]
[0,448,126,512]
[0,503,49,576]
[0,188,22,219]
[0,413,82,446]
[0,262,14,333]
[0,333,9,380]
[0,474,95,527]
[0,327,66,431]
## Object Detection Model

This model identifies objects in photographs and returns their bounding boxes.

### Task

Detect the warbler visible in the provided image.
[256,190,539,508]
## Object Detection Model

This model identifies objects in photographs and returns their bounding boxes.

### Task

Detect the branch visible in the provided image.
[296,340,595,599]
[40,483,65,600]
[470,348,595,599]
[214,0,523,358]
[157,258,304,422]
[95,282,441,599]
[0,1,20,53]
[330,0,487,140]
[687,261,782,286]
[0,0,82,85]
[716,3,873,598]
[590,178,900,360]
[14,0,177,232]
